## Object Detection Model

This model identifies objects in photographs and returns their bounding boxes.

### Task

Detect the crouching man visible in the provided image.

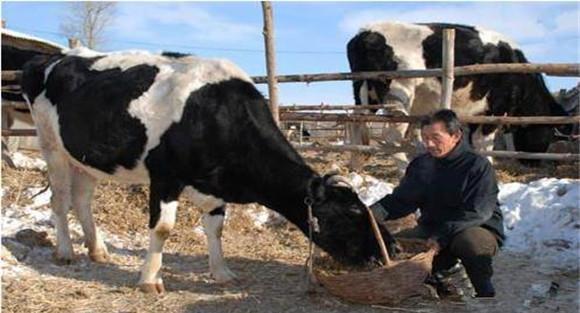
[371,109,505,298]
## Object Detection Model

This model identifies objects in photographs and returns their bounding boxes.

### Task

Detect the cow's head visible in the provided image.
[307,173,396,265]
[347,31,401,112]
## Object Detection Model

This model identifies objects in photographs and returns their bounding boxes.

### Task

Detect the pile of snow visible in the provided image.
[347,173,394,206]
[10,152,47,171]
[499,178,579,270]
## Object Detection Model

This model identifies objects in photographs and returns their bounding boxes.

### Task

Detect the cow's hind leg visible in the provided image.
[139,179,183,294]
[43,151,75,264]
[71,167,109,263]
[202,206,237,283]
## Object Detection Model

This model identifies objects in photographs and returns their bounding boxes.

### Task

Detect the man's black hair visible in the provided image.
[420,109,463,135]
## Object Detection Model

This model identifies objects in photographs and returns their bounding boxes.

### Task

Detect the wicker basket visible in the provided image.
[314,239,436,304]
[312,205,437,305]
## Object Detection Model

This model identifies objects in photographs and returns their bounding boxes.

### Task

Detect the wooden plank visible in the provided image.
[2,129,36,137]
[251,63,580,84]
[279,104,399,111]
[441,29,455,109]
[1,71,22,81]
[261,2,280,126]
[1,101,29,109]
[281,112,580,125]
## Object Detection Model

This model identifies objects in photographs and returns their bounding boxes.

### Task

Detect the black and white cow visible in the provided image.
[21,48,394,293]
[347,22,570,168]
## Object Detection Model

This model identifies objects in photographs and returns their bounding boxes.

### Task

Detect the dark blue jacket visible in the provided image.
[372,137,505,248]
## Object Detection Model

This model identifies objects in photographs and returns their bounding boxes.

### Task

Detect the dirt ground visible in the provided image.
[2,150,579,313]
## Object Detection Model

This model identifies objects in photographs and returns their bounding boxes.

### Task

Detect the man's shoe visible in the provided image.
[425,275,464,301]
[474,280,495,298]
[434,261,463,280]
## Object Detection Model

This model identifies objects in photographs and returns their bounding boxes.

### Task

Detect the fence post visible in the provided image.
[441,28,455,109]
[68,38,81,49]
[261,1,280,126]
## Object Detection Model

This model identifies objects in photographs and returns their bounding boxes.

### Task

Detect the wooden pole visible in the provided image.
[280,112,580,125]
[261,1,280,126]
[251,63,580,84]
[441,29,455,109]
[68,38,81,48]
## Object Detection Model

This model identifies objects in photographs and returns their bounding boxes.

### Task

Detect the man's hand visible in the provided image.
[426,238,440,253]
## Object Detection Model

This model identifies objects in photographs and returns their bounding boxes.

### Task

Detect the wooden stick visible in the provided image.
[281,112,580,125]
[365,205,392,267]
[1,101,29,110]
[1,129,37,137]
[441,29,455,109]
[251,63,580,84]
[261,1,280,126]
[1,71,22,81]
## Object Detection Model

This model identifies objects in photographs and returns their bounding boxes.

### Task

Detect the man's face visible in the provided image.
[421,122,462,158]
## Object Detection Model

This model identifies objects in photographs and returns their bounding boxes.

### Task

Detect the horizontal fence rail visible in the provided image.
[252,63,580,84]
[4,63,579,86]
[280,113,580,125]
[293,144,579,161]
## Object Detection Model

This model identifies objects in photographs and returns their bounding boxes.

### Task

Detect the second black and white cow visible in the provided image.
[347,22,570,167]
[21,48,394,293]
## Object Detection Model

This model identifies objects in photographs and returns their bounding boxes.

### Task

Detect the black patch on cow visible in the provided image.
[347,31,397,108]
[161,51,192,58]
[420,23,568,154]
[34,56,158,174]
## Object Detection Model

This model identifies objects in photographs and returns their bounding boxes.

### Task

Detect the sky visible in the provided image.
[2,1,579,105]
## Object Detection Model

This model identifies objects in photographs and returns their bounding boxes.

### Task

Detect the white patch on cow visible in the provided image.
[472,127,497,163]
[451,82,490,116]
[363,22,433,71]
[44,59,63,83]
[359,80,369,105]
[90,53,254,165]
[138,229,165,286]
[182,186,225,213]
[65,47,106,58]
[202,212,237,282]
[139,200,177,286]
[476,26,519,48]
[157,201,178,230]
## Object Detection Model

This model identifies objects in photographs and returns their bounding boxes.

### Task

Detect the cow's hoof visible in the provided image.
[138,283,165,294]
[89,251,111,263]
[212,269,239,284]
[53,252,76,265]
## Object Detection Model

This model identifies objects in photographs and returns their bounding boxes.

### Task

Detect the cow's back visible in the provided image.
[21,50,256,183]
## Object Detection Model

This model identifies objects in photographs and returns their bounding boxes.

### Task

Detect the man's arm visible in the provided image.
[371,158,425,221]
[433,160,498,247]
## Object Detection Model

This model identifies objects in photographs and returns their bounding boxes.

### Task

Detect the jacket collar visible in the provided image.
[436,135,470,164]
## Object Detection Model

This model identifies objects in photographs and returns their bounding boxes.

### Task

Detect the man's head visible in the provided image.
[420,109,463,158]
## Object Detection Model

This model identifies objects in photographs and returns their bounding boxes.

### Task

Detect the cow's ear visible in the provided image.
[307,176,326,204]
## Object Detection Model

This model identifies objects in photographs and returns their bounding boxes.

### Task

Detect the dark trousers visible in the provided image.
[396,225,499,291]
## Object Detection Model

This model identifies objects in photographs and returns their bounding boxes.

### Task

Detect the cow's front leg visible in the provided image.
[203,206,237,283]
[139,179,183,294]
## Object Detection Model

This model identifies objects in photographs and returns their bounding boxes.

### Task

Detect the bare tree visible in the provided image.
[60,2,116,49]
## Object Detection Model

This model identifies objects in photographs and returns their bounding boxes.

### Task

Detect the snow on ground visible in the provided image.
[498,178,579,271]
[1,186,147,277]
[9,152,47,171]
